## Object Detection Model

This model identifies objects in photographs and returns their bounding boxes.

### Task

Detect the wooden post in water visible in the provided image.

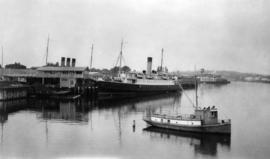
[42,78,45,85]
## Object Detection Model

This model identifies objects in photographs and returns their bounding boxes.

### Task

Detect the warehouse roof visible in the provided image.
[37,66,88,72]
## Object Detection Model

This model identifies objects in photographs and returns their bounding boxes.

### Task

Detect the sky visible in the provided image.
[0,0,269,74]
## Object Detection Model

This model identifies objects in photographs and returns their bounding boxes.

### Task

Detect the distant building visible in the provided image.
[37,66,89,88]
[244,77,254,81]
[261,78,270,82]
[2,57,98,89]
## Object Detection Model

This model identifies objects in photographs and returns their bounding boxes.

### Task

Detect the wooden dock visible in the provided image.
[0,81,29,101]
[0,67,98,99]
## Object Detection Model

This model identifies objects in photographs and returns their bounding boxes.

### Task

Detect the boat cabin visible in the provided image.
[195,106,218,125]
[147,106,220,127]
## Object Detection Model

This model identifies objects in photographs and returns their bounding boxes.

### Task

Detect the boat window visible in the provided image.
[211,111,217,117]
[168,120,170,123]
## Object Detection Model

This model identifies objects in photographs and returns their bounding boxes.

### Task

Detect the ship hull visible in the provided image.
[96,81,179,95]
[144,118,231,134]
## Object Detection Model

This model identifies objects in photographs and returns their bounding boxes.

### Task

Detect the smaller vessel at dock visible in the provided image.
[197,69,230,84]
[143,80,231,134]
[197,74,230,84]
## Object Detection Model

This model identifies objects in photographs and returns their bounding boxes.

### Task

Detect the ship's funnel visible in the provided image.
[147,57,152,75]
[72,58,76,67]
[61,57,65,67]
[66,58,71,67]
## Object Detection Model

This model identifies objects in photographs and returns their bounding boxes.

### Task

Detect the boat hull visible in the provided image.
[202,81,230,84]
[144,118,231,134]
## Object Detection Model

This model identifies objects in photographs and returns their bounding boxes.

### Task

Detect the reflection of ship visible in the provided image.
[34,100,89,123]
[143,126,230,156]
[97,92,181,113]
[96,44,180,98]
[143,80,231,134]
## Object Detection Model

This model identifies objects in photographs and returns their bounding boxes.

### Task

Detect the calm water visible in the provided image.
[0,82,270,159]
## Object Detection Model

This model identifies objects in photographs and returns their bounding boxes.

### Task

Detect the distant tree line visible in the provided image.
[46,62,59,67]
[89,65,131,76]
[5,62,26,69]
[2,61,132,75]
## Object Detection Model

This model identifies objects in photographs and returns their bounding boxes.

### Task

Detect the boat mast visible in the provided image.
[195,76,198,109]
[161,48,164,72]
[45,35,50,65]
[195,66,198,109]
[90,44,94,69]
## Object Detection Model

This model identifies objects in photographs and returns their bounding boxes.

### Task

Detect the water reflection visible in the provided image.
[97,92,181,111]
[0,82,269,159]
[0,92,181,125]
[0,100,28,145]
[34,100,89,123]
[0,99,92,126]
[95,92,182,146]
[143,126,231,157]
[0,99,28,124]
[0,91,231,158]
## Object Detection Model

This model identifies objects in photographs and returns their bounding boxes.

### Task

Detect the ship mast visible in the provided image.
[1,46,3,68]
[90,44,94,69]
[114,39,125,76]
[119,40,123,76]
[114,40,124,76]
[160,48,164,72]
[195,76,198,109]
[45,35,50,65]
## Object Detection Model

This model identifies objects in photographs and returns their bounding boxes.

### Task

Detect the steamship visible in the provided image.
[96,57,180,97]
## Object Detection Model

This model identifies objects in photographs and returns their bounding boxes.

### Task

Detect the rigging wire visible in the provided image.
[177,83,197,108]
[121,56,127,67]
[114,53,121,68]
